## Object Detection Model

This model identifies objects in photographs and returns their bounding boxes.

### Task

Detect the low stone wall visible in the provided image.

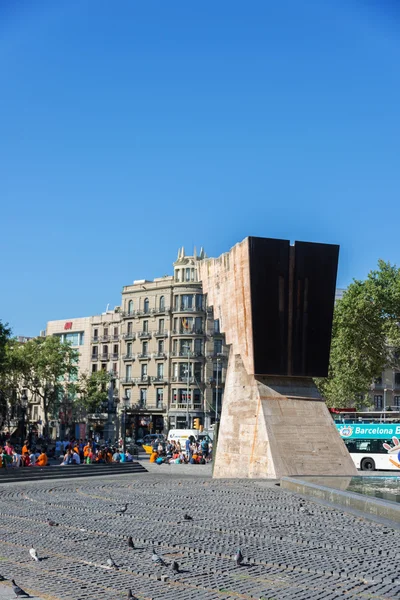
[281,476,400,523]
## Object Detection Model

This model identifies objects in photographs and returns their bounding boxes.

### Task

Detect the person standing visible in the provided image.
[4,441,13,457]
[185,437,191,459]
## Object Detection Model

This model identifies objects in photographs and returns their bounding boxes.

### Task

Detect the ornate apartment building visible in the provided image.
[117,248,226,438]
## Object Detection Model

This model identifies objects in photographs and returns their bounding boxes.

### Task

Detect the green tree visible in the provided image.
[316,260,400,408]
[0,320,11,375]
[76,370,111,414]
[17,336,79,435]
[0,338,26,430]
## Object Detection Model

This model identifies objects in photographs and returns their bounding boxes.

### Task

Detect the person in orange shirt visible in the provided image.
[22,440,30,456]
[36,450,48,467]
[150,451,158,463]
[83,442,91,458]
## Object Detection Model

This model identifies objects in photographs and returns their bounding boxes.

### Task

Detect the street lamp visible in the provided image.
[182,343,191,428]
[122,394,130,452]
[20,390,28,445]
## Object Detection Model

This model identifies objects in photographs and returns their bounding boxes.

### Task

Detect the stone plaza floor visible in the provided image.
[0,468,400,599]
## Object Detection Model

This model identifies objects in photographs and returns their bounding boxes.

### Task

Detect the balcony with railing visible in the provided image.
[170,403,202,411]
[136,309,151,317]
[100,354,109,361]
[111,353,119,361]
[151,376,167,384]
[152,306,171,315]
[91,354,99,361]
[101,335,110,342]
[138,331,152,339]
[137,353,150,360]
[122,354,134,361]
[123,332,136,341]
[209,330,223,337]
[207,352,227,360]
[172,329,204,336]
[170,351,203,358]
[170,376,197,383]
[135,376,150,384]
[91,337,99,343]
[153,330,168,338]
[121,377,134,384]
[173,305,205,313]
[155,352,167,359]
[127,401,166,412]
[123,310,136,319]
[112,334,120,341]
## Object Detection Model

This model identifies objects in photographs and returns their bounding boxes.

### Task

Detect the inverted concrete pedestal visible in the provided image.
[213,354,357,479]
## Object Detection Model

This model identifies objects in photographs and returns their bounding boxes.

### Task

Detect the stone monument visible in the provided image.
[199,236,356,478]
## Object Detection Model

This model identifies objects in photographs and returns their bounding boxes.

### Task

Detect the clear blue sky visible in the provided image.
[1,0,399,337]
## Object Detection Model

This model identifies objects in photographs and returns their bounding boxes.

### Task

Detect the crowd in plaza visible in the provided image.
[0,440,48,468]
[0,438,138,469]
[149,435,212,464]
[0,435,212,469]
[58,439,135,465]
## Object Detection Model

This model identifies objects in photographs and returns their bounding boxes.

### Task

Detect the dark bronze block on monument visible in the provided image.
[199,236,356,478]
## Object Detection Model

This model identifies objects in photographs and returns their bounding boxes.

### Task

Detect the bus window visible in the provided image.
[358,441,370,452]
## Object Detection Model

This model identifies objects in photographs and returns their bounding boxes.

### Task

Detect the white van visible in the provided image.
[167,429,212,451]
[167,429,199,450]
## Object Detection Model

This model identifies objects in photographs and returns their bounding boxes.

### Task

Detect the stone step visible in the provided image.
[0,461,147,483]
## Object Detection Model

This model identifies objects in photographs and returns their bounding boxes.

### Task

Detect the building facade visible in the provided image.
[119,248,226,441]
[370,367,400,411]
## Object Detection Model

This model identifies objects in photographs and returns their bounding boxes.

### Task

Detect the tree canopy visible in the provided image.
[14,336,79,433]
[75,370,111,414]
[316,260,400,408]
[0,320,11,375]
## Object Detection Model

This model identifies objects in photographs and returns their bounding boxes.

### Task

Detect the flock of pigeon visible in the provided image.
[0,509,245,599]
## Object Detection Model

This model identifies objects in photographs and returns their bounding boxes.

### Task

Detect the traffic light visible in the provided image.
[193,418,200,430]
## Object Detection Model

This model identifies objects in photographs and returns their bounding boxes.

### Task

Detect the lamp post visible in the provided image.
[20,390,28,446]
[122,394,129,452]
[182,343,191,428]
[104,370,117,444]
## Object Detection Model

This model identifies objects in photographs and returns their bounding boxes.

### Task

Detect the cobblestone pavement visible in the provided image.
[0,473,399,600]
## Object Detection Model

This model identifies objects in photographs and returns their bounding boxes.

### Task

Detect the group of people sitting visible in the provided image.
[59,439,134,465]
[0,440,48,468]
[150,436,212,465]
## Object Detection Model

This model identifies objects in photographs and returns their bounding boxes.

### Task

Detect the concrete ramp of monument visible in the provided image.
[199,236,356,479]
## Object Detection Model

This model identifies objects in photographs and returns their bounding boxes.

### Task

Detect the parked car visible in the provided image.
[136,433,165,447]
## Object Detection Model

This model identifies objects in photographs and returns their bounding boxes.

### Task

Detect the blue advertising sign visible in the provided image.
[336,423,400,439]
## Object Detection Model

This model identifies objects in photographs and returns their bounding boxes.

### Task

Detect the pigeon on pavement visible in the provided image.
[183,513,193,521]
[12,579,30,597]
[0,573,5,581]
[107,552,118,569]
[117,503,128,514]
[48,520,58,526]
[127,590,138,599]
[235,548,243,566]
[29,548,39,562]
[128,536,135,549]
[172,560,179,573]
[152,547,166,566]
